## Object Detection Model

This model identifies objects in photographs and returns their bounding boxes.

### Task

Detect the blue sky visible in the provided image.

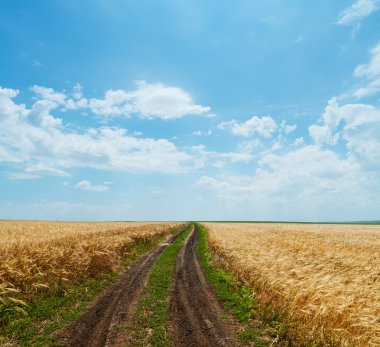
[1,0,380,221]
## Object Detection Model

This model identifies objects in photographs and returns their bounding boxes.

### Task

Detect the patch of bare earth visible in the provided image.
[170,226,236,347]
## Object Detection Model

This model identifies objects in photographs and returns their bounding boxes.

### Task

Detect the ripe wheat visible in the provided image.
[0,221,182,311]
[204,222,380,346]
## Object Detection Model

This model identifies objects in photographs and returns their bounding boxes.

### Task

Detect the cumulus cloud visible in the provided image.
[196,144,380,220]
[0,87,29,121]
[218,115,277,137]
[87,80,210,120]
[30,85,66,104]
[0,86,196,177]
[26,80,210,120]
[309,124,339,146]
[74,180,109,192]
[196,94,380,220]
[196,146,355,204]
[337,0,379,25]
[309,97,380,147]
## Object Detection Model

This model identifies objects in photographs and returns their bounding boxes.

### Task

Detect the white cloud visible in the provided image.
[32,59,43,67]
[352,43,380,98]
[344,122,380,169]
[0,86,196,176]
[31,100,63,128]
[293,137,305,146]
[309,97,380,147]
[280,121,297,134]
[30,85,66,104]
[197,146,351,205]
[87,80,210,120]
[337,0,379,25]
[74,180,109,192]
[149,190,164,196]
[191,144,253,166]
[193,129,212,136]
[308,124,339,146]
[196,94,380,220]
[212,160,225,169]
[237,140,263,153]
[218,115,277,138]
[87,89,129,117]
[25,81,211,121]
[196,144,380,220]
[25,163,71,177]
[72,83,84,100]
[0,87,29,122]
[355,44,380,78]
[6,163,70,180]
[7,172,41,180]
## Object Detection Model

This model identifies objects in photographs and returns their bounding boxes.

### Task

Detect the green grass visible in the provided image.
[0,227,184,347]
[132,223,193,347]
[196,223,281,346]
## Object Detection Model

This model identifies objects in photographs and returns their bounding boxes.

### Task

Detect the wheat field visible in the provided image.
[204,222,380,346]
[0,221,182,310]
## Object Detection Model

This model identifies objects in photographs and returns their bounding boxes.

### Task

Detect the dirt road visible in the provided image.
[55,227,186,347]
[170,225,234,347]
[55,224,235,346]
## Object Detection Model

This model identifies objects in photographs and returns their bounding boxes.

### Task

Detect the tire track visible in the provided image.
[53,225,187,347]
[170,225,235,347]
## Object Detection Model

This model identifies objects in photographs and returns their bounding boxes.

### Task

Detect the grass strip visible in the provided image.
[132,223,193,347]
[0,226,186,347]
[196,223,281,346]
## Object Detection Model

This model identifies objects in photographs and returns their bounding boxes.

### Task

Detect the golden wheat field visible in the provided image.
[204,222,380,346]
[0,221,182,309]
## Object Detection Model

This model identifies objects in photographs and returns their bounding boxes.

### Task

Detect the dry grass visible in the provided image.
[0,221,182,310]
[203,222,380,346]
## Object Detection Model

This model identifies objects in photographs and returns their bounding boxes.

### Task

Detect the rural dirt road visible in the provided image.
[55,224,235,347]
[170,225,234,346]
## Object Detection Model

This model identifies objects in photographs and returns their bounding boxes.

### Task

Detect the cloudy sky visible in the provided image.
[1,0,380,221]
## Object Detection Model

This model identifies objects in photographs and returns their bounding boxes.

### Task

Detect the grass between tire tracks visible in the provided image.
[0,226,185,347]
[132,223,193,347]
[196,223,282,346]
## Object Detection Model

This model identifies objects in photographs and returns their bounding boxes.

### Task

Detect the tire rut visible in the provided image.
[170,225,235,347]
[53,226,187,347]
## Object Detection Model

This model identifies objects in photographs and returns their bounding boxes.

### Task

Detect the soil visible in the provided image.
[53,228,185,347]
[54,225,236,346]
[170,225,235,347]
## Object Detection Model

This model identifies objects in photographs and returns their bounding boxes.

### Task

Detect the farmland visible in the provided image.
[1,220,379,346]
[204,222,380,346]
[0,221,182,314]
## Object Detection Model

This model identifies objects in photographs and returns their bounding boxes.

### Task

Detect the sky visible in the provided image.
[1,0,380,221]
